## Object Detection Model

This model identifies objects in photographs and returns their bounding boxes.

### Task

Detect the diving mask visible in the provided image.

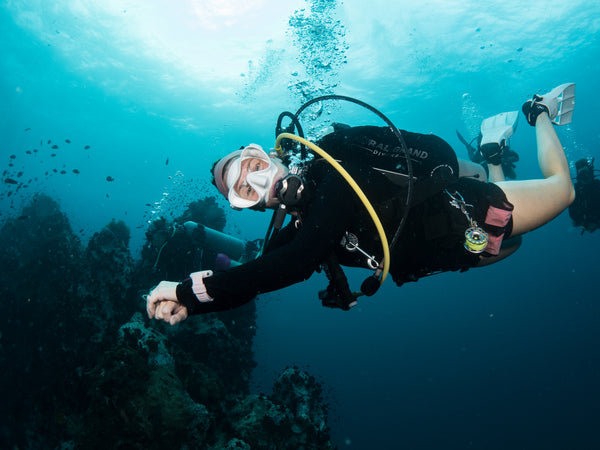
[226,144,279,209]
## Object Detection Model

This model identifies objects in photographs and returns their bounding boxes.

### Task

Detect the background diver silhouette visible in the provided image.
[569,157,600,233]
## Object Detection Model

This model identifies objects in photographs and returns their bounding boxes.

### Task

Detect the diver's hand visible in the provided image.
[146,281,188,325]
[155,300,189,325]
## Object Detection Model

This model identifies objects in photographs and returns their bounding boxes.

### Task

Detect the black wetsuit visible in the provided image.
[569,178,600,232]
[177,127,513,314]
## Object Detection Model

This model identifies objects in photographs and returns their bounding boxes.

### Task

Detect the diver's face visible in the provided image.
[226,156,288,209]
[233,157,269,204]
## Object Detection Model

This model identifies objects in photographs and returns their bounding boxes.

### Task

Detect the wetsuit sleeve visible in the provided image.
[178,172,354,314]
[262,220,298,253]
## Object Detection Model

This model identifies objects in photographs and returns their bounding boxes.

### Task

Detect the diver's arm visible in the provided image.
[173,173,354,315]
[261,219,298,253]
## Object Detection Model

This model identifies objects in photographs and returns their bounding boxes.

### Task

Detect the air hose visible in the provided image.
[275,111,306,159]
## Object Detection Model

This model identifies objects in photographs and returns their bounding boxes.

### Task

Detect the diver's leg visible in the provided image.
[479,111,519,182]
[495,112,574,236]
[488,164,505,182]
[457,158,487,181]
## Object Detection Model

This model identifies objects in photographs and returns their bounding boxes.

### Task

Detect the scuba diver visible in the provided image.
[457,111,521,182]
[146,83,576,325]
[569,157,600,233]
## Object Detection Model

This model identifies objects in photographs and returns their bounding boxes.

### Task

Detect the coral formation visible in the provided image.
[0,194,334,449]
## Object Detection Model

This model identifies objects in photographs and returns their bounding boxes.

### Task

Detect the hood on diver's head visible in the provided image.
[213,149,242,199]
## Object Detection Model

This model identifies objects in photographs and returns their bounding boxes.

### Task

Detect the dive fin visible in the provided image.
[524,83,576,126]
[545,83,576,125]
[480,111,519,147]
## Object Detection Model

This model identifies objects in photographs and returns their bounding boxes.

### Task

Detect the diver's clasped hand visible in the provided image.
[146,271,214,325]
[146,281,188,325]
[154,300,189,325]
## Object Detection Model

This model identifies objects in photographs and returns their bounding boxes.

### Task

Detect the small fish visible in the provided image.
[17,172,23,177]
[165,157,169,165]
[84,145,90,149]
[60,170,66,174]
[65,139,71,144]
[26,150,32,154]
[10,154,16,159]
[72,169,80,174]
[53,169,58,173]
[24,128,31,132]
[33,149,38,153]
[51,154,56,157]
[51,145,58,149]
[48,140,51,144]
[106,176,115,182]
[4,178,18,185]
[18,215,29,220]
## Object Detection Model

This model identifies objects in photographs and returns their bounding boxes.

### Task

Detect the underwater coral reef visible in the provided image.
[0,194,333,449]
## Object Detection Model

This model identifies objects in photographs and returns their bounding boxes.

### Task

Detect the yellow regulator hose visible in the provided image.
[275,132,390,286]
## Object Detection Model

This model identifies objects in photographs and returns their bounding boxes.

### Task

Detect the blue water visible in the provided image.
[2,0,600,448]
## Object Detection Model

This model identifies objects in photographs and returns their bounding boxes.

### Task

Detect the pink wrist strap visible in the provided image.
[190,270,214,303]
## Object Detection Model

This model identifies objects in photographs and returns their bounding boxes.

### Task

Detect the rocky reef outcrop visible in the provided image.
[0,194,334,449]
